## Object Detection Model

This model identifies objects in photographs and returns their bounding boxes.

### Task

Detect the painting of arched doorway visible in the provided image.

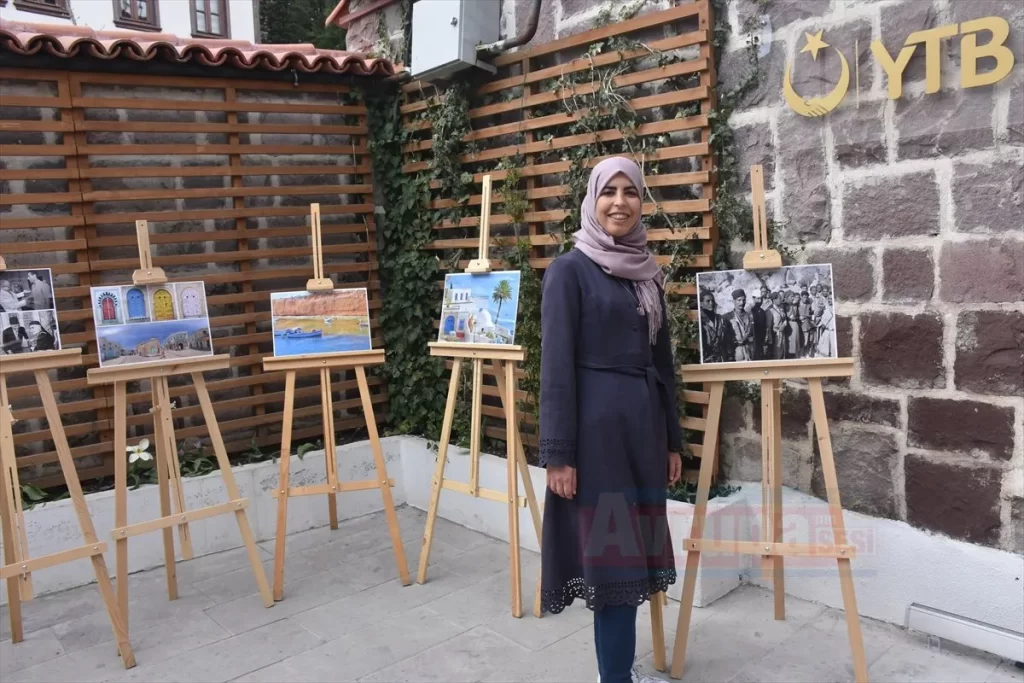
[96,292,121,325]
[179,286,204,318]
[152,289,174,321]
[126,288,147,322]
[443,315,456,335]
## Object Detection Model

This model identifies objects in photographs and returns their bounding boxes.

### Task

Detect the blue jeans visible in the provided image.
[594,603,637,683]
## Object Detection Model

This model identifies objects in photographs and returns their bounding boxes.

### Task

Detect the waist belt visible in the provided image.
[578,361,670,437]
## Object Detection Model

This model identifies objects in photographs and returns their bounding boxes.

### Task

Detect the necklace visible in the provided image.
[615,278,645,316]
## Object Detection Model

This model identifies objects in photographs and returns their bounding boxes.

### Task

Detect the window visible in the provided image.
[12,0,71,19]
[113,0,160,31]
[190,0,230,39]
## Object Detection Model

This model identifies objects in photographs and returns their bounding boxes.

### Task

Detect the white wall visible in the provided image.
[0,0,257,43]
[3,435,1022,641]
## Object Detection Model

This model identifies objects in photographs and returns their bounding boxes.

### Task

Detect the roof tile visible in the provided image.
[0,17,395,77]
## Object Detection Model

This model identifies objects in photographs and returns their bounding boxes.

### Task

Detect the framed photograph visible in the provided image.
[270,288,372,357]
[90,281,214,367]
[696,264,837,364]
[437,271,521,345]
[1,268,61,354]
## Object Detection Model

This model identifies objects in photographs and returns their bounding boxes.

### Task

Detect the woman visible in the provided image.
[538,156,682,683]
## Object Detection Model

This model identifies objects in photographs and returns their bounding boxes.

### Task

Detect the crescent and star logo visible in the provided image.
[781,16,1016,118]
[783,30,850,117]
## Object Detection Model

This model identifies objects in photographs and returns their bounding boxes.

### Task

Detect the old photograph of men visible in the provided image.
[696,264,837,364]
[0,269,62,355]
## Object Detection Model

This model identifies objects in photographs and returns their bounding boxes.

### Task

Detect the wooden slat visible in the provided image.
[4,69,385,489]
[398,1,717,471]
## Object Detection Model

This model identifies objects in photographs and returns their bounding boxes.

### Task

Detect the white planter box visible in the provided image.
[664,489,749,607]
[4,435,1023,642]
[0,437,406,606]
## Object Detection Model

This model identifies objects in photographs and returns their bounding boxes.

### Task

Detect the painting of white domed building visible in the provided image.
[437,271,520,345]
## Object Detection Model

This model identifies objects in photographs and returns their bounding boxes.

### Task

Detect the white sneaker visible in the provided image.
[630,664,665,683]
[596,665,663,683]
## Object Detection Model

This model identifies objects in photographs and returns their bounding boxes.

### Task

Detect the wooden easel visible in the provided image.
[85,221,273,642]
[0,257,135,666]
[669,166,868,682]
[417,174,546,619]
[263,203,410,601]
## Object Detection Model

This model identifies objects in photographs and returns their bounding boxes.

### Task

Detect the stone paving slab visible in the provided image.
[2,505,1019,683]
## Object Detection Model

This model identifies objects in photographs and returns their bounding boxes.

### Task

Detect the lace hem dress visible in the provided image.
[538,249,682,615]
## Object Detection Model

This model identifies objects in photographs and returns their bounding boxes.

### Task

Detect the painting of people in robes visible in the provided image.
[696,264,837,364]
[90,281,213,367]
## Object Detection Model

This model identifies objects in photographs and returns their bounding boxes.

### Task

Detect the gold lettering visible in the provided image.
[903,24,958,93]
[870,39,916,99]
[960,16,1016,89]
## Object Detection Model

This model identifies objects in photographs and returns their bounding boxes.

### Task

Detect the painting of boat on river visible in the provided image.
[270,288,371,357]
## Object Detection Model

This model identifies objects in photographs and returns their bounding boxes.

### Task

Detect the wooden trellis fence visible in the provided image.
[399,0,718,472]
[0,68,382,487]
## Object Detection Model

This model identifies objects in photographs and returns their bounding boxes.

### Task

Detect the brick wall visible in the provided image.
[351,0,1024,554]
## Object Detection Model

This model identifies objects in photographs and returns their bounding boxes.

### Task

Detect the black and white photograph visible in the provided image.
[2,309,61,355]
[0,268,55,312]
[696,264,837,364]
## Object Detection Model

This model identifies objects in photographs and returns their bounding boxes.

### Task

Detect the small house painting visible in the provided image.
[150,287,175,321]
[440,286,474,341]
[99,339,124,361]
[136,338,163,358]
[178,284,206,318]
[93,289,123,326]
[124,287,149,322]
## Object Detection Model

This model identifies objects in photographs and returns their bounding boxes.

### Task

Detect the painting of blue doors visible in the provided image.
[125,287,148,322]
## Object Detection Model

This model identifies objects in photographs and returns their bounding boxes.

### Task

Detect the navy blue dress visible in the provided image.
[538,249,682,615]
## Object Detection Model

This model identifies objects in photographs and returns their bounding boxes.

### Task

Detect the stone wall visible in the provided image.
[715,0,1023,555]
[351,0,1024,555]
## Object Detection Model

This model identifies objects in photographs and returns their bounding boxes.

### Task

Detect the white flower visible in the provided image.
[128,438,152,463]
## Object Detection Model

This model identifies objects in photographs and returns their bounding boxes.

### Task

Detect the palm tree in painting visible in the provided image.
[492,279,513,320]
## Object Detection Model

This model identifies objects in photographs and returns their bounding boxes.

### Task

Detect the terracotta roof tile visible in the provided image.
[0,17,396,77]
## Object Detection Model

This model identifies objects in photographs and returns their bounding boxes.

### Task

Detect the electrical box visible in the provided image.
[410,0,500,82]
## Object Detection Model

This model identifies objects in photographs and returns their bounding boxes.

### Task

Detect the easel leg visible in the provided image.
[355,366,411,586]
[417,358,462,584]
[113,382,130,634]
[770,380,785,620]
[36,371,135,668]
[0,377,32,601]
[152,382,178,601]
[0,401,24,643]
[502,360,523,618]
[670,381,725,680]
[192,373,274,608]
[760,379,785,619]
[164,392,193,561]
[321,368,339,530]
[469,358,482,497]
[273,371,296,601]
[651,590,666,672]
[489,359,543,618]
[155,377,192,561]
[809,380,868,683]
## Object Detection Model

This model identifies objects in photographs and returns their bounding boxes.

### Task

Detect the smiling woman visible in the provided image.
[538,156,682,683]
[594,174,642,239]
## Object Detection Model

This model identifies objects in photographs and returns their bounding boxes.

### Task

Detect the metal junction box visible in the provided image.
[410,0,501,82]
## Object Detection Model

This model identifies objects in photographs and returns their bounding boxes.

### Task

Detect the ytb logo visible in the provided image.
[784,16,1017,117]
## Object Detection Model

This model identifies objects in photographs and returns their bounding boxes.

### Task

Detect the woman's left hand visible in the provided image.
[668,451,682,486]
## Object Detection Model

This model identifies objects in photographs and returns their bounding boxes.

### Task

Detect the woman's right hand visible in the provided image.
[547,465,577,499]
